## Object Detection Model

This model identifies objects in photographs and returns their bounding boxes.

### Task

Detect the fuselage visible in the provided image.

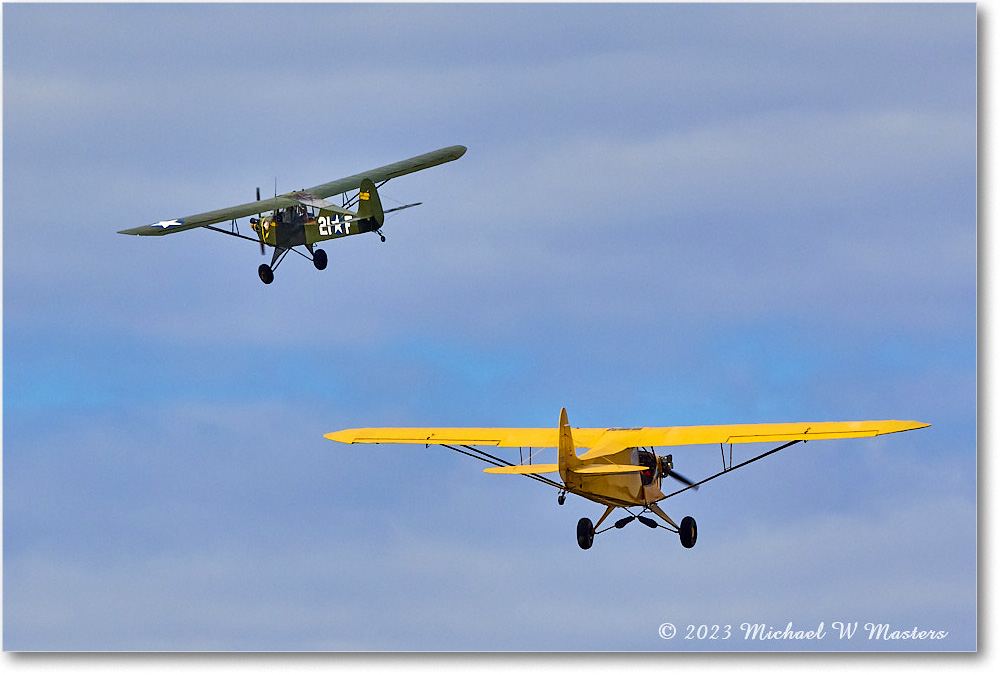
[561,447,666,508]
[253,205,378,248]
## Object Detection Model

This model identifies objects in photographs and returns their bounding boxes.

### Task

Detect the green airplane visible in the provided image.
[119,145,467,284]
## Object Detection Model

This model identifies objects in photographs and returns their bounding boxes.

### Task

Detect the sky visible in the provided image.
[2,1,979,656]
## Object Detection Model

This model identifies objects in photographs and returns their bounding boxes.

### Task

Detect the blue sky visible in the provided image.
[2,2,977,653]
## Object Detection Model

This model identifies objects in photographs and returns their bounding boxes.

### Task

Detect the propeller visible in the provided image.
[660,454,698,490]
[254,187,265,255]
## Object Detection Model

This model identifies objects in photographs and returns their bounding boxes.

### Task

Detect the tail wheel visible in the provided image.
[679,516,697,548]
[258,264,274,284]
[313,248,328,270]
[577,517,595,550]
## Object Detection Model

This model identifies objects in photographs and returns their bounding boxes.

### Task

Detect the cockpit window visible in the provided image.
[637,449,657,486]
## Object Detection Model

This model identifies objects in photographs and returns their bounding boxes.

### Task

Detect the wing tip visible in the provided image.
[884,420,931,434]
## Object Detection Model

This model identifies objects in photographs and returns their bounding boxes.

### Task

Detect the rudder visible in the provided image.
[356,178,384,227]
[558,408,582,471]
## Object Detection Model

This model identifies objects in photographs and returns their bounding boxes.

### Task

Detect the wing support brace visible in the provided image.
[439,444,566,492]
[661,439,803,500]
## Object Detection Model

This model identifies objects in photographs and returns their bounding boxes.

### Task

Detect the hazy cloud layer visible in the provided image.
[3,2,976,651]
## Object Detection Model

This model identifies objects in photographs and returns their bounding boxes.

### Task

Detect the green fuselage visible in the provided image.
[256,205,378,248]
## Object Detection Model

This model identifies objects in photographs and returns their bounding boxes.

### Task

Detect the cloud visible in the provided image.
[3,1,975,652]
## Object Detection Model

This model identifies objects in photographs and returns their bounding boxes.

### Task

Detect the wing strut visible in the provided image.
[439,443,566,491]
[661,439,803,500]
[202,224,269,245]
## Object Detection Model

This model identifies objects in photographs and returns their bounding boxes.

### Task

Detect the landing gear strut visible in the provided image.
[575,506,698,550]
[258,246,291,284]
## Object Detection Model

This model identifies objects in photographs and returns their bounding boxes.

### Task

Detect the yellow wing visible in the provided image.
[577,420,930,459]
[325,419,928,455]
[324,427,607,447]
[326,416,929,485]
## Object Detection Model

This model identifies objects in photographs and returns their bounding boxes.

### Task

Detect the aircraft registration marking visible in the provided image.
[318,215,352,236]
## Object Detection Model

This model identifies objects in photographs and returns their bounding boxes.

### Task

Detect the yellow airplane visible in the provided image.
[326,408,929,550]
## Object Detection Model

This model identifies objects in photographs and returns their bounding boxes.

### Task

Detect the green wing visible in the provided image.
[118,145,467,236]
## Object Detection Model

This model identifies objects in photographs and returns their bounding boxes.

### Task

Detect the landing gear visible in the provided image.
[312,248,328,270]
[576,517,595,550]
[376,228,386,242]
[679,515,698,549]
[258,263,274,284]
[557,491,566,505]
[575,504,697,550]
[259,246,290,284]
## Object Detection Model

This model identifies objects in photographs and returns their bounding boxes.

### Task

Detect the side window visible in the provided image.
[637,449,656,486]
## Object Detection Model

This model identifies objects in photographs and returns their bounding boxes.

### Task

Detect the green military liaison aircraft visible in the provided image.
[119,145,467,284]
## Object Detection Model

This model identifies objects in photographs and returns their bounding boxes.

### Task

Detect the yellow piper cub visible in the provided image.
[326,408,928,550]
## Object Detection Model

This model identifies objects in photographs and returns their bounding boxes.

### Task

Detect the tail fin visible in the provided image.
[356,178,384,227]
[558,408,582,471]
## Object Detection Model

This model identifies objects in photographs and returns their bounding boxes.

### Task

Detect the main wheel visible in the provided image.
[313,248,328,270]
[258,264,274,284]
[679,515,697,549]
[577,517,595,550]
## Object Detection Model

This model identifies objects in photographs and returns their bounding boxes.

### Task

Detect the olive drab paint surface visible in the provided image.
[119,145,466,283]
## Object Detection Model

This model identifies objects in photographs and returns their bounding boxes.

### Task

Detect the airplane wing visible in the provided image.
[327,418,928,491]
[324,427,564,447]
[303,145,467,200]
[326,419,929,458]
[118,145,467,236]
[576,419,931,460]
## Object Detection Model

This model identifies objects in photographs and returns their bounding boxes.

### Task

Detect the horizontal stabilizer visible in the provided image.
[384,202,421,215]
[571,464,649,475]
[483,464,559,475]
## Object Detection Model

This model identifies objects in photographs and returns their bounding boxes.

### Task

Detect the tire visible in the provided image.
[313,248,328,270]
[258,264,274,284]
[577,517,595,550]
[679,516,697,549]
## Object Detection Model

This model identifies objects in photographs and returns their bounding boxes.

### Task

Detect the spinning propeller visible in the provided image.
[254,187,265,255]
[660,454,698,490]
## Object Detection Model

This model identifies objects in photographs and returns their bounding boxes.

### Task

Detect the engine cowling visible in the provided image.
[658,453,674,478]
